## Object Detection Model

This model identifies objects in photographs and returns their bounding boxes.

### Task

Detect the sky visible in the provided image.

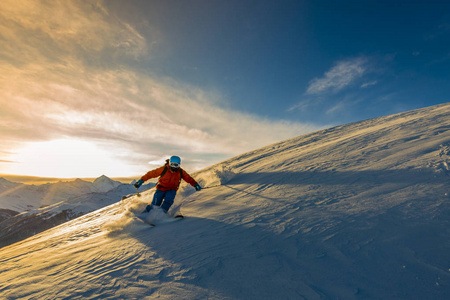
[0,0,449,179]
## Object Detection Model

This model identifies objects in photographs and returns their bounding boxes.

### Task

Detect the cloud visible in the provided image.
[0,160,17,163]
[306,57,368,95]
[0,0,148,63]
[1,64,316,172]
[0,0,317,176]
[288,56,383,121]
[360,80,378,88]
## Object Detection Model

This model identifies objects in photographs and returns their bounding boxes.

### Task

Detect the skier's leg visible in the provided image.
[152,189,165,206]
[160,190,177,213]
[144,190,165,212]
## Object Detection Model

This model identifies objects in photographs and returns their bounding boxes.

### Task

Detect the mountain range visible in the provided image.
[0,175,154,248]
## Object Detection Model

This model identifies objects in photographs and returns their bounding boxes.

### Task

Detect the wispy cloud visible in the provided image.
[306,57,368,95]
[1,65,316,172]
[288,56,382,120]
[0,0,148,62]
[0,0,317,176]
[0,160,17,163]
[360,80,378,88]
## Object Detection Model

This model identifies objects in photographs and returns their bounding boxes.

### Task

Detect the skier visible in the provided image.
[134,155,201,214]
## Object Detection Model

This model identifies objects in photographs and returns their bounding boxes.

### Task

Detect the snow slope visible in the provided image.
[1,103,450,299]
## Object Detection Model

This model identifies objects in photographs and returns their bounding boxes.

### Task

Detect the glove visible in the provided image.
[194,183,202,191]
[134,179,144,189]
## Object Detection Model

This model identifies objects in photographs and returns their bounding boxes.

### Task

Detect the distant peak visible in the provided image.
[0,177,17,183]
[92,175,121,192]
[0,177,22,186]
[94,175,112,183]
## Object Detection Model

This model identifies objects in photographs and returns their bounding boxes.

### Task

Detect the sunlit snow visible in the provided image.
[1,103,450,299]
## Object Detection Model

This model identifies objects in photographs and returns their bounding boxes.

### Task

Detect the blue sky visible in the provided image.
[0,0,449,178]
[124,0,450,123]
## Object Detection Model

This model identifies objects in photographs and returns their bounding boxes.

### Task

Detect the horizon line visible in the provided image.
[0,173,142,185]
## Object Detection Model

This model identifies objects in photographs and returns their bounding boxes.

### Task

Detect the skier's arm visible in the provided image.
[141,166,165,182]
[181,170,197,186]
[181,170,201,190]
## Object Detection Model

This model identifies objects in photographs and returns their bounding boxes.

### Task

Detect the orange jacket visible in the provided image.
[141,165,198,191]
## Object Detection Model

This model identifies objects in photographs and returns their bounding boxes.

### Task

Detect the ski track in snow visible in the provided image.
[1,103,450,299]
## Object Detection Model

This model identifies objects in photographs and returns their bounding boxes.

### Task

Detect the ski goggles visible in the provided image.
[169,162,180,168]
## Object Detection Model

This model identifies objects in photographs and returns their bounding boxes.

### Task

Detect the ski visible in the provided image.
[136,209,184,226]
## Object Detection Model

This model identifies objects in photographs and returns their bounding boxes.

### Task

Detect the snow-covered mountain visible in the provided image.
[1,103,449,299]
[0,176,154,248]
[0,175,125,212]
[93,175,123,193]
[0,177,23,192]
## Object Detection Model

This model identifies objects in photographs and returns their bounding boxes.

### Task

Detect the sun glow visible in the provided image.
[5,139,134,178]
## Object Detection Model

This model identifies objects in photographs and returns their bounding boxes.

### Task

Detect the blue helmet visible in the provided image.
[169,155,181,168]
